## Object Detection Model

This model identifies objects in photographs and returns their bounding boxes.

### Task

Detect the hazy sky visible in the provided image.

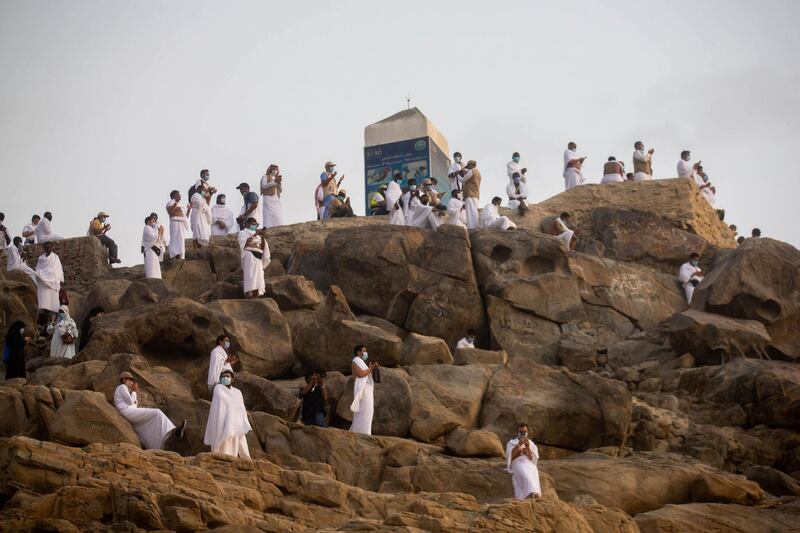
[2,0,799,264]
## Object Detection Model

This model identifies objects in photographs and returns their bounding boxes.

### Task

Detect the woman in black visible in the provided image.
[4,321,30,380]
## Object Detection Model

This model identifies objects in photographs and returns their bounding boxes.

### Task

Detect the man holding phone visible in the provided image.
[505,422,541,499]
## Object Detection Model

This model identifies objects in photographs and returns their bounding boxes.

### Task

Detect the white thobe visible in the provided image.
[207,346,234,392]
[204,384,251,458]
[35,252,63,313]
[385,182,405,225]
[677,159,694,178]
[678,261,703,304]
[448,162,464,190]
[6,245,37,285]
[166,200,190,259]
[464,198,480,230]
[481,203,516,230]
[211,205,236,236]
[46,315,78,359]
[694,174,716,206]
[261,174,283,228]
[114,384,176,449]
[405,200,440,230]
[506,160,526,183]
[506,438,541,499]
[446,198,467,227]
[315,184,325,220]
[142,224,162,279]
[35,218,63,243]
[554,218,574,248]
[506,182,528,209]
[633,149,652,181]
[563,150,584,190]
[349,357,374,435]
[237,229,270,296]
[456,337,475,349]
[22,223,38,244]
[190,193,212,246]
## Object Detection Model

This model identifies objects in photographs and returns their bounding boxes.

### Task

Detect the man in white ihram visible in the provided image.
[563,142,586,190]
[385,172,406,226]
[506,422,541,500]
[207,335,238,394]
[481,197,517,230]
[506,151,527,183]
[142,214,164,279]
[35,242,63,324]
[211,194,236,236]
[350,345,379,435]
[6,237,37,285]
[237,217,270,298]
[678,252,704,304]
[35,212,64,243]
[260,164,283,228]
[204,370,252,458]
[506,173,528,211]
[448,151,465,191]
[456,330,476,349]
[190,182,212,248]
[405,194,441,230]
[166,190,191,259]
[115,372,183,450]
[446,190,467,227]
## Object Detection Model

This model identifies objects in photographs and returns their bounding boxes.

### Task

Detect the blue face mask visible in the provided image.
[690,259,699,267]
[513,156,520,163]
[361,351,369,361]
[249,224,258,232]
[221,376,232,386]
[329,166,336,173]
[223,340,230,350]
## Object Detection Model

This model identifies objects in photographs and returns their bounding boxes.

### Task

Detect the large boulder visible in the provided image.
[668,309,772,365]
[336,367,412,437]
[23,236,112,291]
[480,358,631,451]
[47,390,140,446]
[206,299,294,379]
[263,275,321,310]
[161,258,216,299]
[453,347,508,366]
[635,501,800,533]
[444,428,505,457]
[234,371,300,422]
[485,296,562,365]
[324,225,486,348]
[400,332,453,365]
[0,278,37,339]
[692,237,800,360]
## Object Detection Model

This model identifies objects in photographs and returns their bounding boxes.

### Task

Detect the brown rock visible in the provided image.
[486,296,562,365]
[635,501,800,532]
[234,371,300,422]
[162,258,216,299]
[453,347,508,365]
[48,390,140,446]
[444,428,505,457]
[263,275,321,310]
[668,309,772,365]
[400,332,453,365]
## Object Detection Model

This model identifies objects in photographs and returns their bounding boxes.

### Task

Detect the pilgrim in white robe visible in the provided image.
[6,245,37,285]
[207,345,234,393]
[694,174,716,206]
[46,307,78,359]
[211,204,236,236]
[405,198,441,230]
[204,383,252,458]
[563,149,585,190]
[464,198,480,230]
[237,228,270,296]
[456,337,475,349]
[261,174,284,228]
[35,251,63,313]
[677,159,694,178]
[114,383,175,449]
[506,181,528,209]
[384,181,405,225]
[506,160,526,183]
[22,223,38,245]
[448,161,464,191]
[505,437,542,499]
[481,203,516,230]
[554,217,574,249]
[678,261,703,304]
[349,356,374,435]
[35,218,63,243]
[446,198,467,227]
[315,184,325,220]
[166,199,190,259]
[142,224,162,279]
[190,192,212,246]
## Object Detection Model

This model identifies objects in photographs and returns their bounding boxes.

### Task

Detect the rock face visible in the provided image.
[48,390,141,447]
[692,237,800,359]
[20,236,113,291]
[669,309,772,364]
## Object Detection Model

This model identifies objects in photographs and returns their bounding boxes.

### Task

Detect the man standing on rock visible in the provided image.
[448,151,465,191]
[350,345,379,435]
[142,214,164,279]
[235,182,261,230]
[88,212,121,265]
[115,372,183,449]
[678,252,704,304]
[563,142,586,190]
[260,164,283,228]
[462,160,482,230]
[166,190,190,260]
[632,141,654,181]
[35,241,63,331]
[204,370,252,458]
[385,172,405,225]
[190,182,213,248]
[507,152,527,184]
[237,216,270,298]
[320,161,344,221]
[211,194,236,236]
[505,423,541,500]
[207,335,238,394]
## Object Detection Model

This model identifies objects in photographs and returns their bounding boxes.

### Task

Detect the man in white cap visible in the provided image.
[369,185,388,216]
[88,211,121,265]
[115,371,184,450]
[204,370,252,458]
[260,164,283,228]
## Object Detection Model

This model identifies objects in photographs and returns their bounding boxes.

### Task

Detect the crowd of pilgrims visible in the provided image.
[0,141,762,501]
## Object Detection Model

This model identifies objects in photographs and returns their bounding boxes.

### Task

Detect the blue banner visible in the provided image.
[364,137,431,213]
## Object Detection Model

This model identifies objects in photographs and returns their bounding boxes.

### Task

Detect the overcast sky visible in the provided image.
[2,0,798,264]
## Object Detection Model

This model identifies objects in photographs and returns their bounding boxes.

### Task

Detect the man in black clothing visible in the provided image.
[300,369,328,427]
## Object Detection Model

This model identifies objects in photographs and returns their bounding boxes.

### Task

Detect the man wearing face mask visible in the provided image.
[190,182,213,248]
[506,152,528,184]
[448,152,465,191]
[88,212,121,265]
[237,217,270,298]
[204,370,252,458]
[141,215,164,279]
[320,161,345,221]
[35,241,63,331]
[461,160,482,230]
[505,423,541,499]
[115,372,182,450]
[261,164,284,228]
[236,182,261,230]
[207,335,239,394]
[385,171,405,225]
[678,252,704,304]
[350,345,379,435]
[211,194,236,236]
[506,173,528,214]
[456,329,477,349]
[446,190,467,227]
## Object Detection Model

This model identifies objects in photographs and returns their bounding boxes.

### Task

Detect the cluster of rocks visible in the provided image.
[1,177,799,532]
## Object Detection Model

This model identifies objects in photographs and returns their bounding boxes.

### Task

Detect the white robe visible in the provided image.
[448,162,464,191]
[694,174,716,206]
[211,205,236,236]
[677,159,694,178]
[633,149,652,181]
[506,182,528,209]
[554,217,574,248]
[142,224,162,279]
[114,384,175,449]
[35,218,63,243]
[563,149,584,190]
[506,160,526,183]
[446,198,467,227]
[464,198,480,230]
[166,200,190,259]
[385,182,405,225]
[190,192,212,246]
[481,203,516,230]
[678,261,703,304]
[349,357,374,435]
[22,223,38,244]
[6,245,37,285]
[207,345,234,392]
[261,174,283,228]
[405,199,440,230]
[505,438,541,499]
[456,337,475,349]
[35,252,63,313]
[47,312,78,359]
[204,384,251,458]
[238,229,270,296]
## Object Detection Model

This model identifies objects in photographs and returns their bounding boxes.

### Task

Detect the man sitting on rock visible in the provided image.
[505,422,541,500]
[456,330,477,349]
[548,212,577,251]
[481,197,517,230]
[88,211,121,265]
[115,372,185,450]
[204,370,252,458]
[678,252,704,304]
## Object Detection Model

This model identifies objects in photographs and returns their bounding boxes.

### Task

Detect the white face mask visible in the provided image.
[19,328,24,335]
[454,156,462,163]
[361,351,369,361]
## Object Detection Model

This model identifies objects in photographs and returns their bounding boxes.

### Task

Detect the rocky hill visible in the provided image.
[1,177,799,532]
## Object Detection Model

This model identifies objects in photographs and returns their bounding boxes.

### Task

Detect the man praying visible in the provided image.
[678,252,704,304]
[35,241,64,329]
[481,197,517,230]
